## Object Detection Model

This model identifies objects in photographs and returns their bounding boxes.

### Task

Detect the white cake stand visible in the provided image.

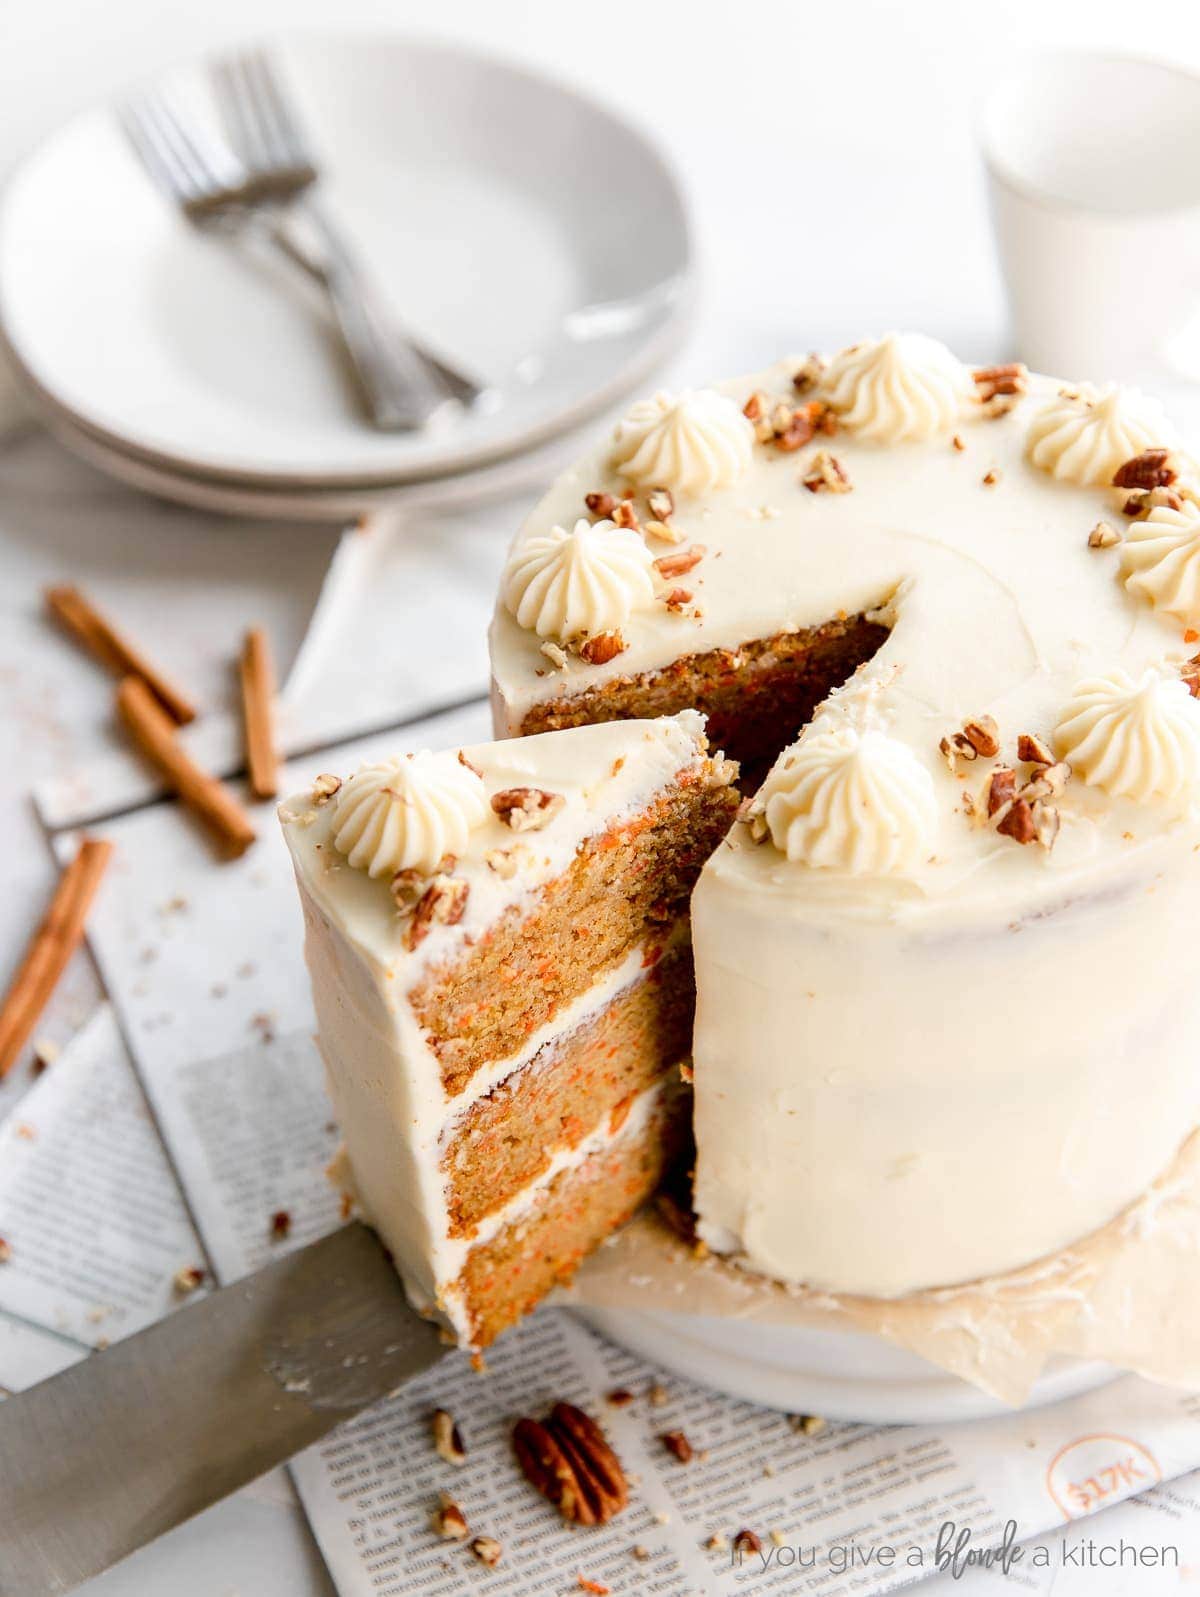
[573,1307,1114,1424]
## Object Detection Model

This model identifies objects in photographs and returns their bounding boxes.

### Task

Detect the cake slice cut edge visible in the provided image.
[280,711,740,1346]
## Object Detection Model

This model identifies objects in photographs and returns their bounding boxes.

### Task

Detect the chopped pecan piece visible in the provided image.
[432,1408,468,1465]
[432,1496,469,1539]
[790,1413,826,1436]
[733,1529,763,1556]
[1181,653,1200,697]
[0,1237,10,1264]
[579,631,627,665]
[612,499,640,530]
[491,787,565,832]
[973,362,1027,404]
[982,469,1000,487]
[986,766,1017,817]
[774,407,817,452]
[792,353,828,393]
[996,797,1037,844]
[1034,805,1061,850]
[647,487,675,521]
[606,1388,635,1407]
[470,1537,502,1567]
[173,1265,205,1294]
[1088,520,1120,549]
[585,491,615,518]
[660,1430,693,1463]
[952,433,966,452]
[653,545,705,579]
[1122,485,1183,518]
[743,391,767,421]
[311,773,342,805]
[513,1402,628,1525]
[457,749,483,777]
[1017,732,1054,767]
[1113,449,1178,491]
[270,1209,291,1240]
[540,640,570,670]
[577,1579,609,1595]
[939,731,978,768]
[962,715,1000,758]
[390,868,425,912]
[663,587,692,612]
[801,450,851,493]
[405,876,469,950]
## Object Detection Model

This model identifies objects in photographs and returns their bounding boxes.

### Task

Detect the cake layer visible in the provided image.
[454,1078,688,1346]
[512,615,888,781]
[411,773,737,1095]
[442,938,693,1236]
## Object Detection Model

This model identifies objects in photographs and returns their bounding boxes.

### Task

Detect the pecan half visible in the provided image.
[653,545,705,580]
[491,787,565,832]
[513,1402,628,1525]
[579,631,627,665]
[1113,449,1178,491]
[405,876,469,950]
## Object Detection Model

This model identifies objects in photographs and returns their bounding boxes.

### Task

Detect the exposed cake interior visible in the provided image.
[512,613,889,787]
[280,712,738,1346]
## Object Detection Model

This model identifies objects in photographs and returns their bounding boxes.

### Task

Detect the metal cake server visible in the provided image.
[0,1222,447,1596]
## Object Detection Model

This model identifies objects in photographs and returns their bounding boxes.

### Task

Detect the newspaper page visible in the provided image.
[39,701,1200,1595]
[0,1005,205,1393]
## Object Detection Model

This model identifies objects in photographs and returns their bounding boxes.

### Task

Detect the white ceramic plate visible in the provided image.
[575,1308,1115,1424]
[35,386,600,521]
[0,33,692,487]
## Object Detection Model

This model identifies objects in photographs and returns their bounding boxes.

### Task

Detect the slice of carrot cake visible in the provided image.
[280,712,738,1346]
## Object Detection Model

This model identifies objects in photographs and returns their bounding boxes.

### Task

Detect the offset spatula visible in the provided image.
[0,1222,448,1596]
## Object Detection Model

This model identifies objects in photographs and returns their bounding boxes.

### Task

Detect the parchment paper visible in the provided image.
[569,1130,1200,1406]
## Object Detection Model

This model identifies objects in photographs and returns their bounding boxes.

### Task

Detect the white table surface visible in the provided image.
[3,2,1200,1592]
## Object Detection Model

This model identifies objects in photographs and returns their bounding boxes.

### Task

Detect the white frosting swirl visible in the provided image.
[759,727,938,875]
[1120,501,1200,626]
[819,333,972,443]
[332,751,488,878]
[610,389,753,495]
[1025,384,1174,486]
[502,518,657,641]
[1053,669,1200,808]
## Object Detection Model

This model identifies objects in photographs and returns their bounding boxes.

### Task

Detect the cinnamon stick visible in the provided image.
[0,837,114,1078]
[238,627,279,800]
[45,584,197,725]
[116,676,256,857]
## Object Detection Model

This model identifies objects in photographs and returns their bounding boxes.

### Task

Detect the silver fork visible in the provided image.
[120,87,471,430]
[212,51,481,411]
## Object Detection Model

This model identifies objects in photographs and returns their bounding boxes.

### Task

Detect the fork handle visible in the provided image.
[265,212,448,432]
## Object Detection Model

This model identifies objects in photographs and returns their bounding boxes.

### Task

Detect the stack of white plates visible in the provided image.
[0,34,693,518]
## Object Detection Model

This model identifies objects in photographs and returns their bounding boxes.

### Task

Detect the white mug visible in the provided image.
[982,52,1200,386]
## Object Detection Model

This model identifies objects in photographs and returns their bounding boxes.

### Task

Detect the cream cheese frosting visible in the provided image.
[609,389,754,495]
[758,726,937,874]
[331,750,487,878]
[1025,382,1175,486]
[819,332,972,442]
[1053,668,1200,808]
[501,517,657,642]
[1120,500,1200,626]
[490,340,1200,1302]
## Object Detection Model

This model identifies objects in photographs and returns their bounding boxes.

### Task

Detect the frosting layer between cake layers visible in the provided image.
[280,713,715,1339]
[489,339,1200,1298]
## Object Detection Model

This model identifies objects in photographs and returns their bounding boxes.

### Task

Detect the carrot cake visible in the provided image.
[489,334,1200,1299]
[279,713,738,1345]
